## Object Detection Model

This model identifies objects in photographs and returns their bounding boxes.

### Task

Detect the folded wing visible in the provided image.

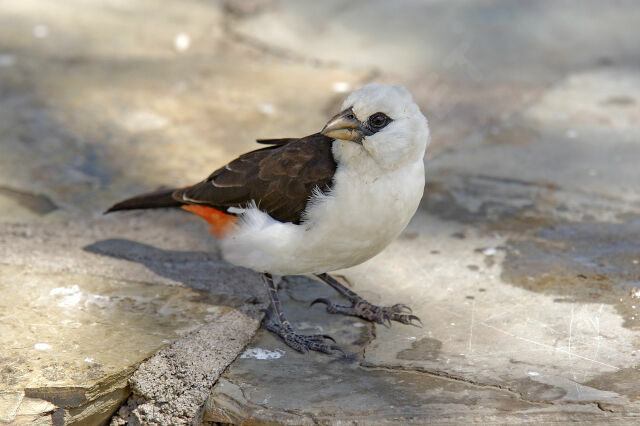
[173,133,336,224]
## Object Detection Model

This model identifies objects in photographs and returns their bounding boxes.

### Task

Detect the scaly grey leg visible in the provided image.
[311,273,422,327]
[261,273,342,354]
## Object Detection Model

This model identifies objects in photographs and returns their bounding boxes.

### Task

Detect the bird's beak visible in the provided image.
[321,107,364,143]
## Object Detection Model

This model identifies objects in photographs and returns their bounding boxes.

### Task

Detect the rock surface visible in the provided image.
[112,307,261,425]
[0,0,639,424]
[205,1,640,424]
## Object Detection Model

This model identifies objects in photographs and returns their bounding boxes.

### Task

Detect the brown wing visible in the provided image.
[173,133,336,224]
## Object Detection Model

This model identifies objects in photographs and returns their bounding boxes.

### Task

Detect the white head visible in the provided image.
[321,83,429,170]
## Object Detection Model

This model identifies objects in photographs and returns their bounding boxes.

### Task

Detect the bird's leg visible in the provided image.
[311,273,421,327]
[261,273,342,354]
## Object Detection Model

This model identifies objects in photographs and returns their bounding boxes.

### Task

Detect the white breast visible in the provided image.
[220,141,425,275]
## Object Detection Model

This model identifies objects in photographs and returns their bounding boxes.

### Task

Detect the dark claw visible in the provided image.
[265,318,342,355]
[309,291,420,330]
[382,314,392,328]
[392,303,413,313]
[310,297,331,307]
[321,334,337,343]
[304,334,337,343]
[408,315,423,327]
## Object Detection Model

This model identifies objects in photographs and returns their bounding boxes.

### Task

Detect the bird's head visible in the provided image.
[321,83,429,170]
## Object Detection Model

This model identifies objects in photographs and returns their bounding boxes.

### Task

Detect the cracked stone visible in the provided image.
[205,41,640,426]
[0,262,222,423]
[112,307,262,426]
[2,0,640,424]
[0,0,368,422]
[204,278,635,423]
[0,214,266,424]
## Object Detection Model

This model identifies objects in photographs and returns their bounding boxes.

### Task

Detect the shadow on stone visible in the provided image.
[84,238,264,307]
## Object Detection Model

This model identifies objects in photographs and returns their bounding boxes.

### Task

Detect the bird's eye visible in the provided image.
[368,112,391,129]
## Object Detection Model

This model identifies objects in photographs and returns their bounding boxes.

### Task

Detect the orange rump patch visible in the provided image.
[181,205,237,238]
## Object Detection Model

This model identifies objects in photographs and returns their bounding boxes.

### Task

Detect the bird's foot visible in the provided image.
[311,297,422,327]
[261,309,343,354]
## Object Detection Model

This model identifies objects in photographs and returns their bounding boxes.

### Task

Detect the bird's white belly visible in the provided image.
[220,159,425,275]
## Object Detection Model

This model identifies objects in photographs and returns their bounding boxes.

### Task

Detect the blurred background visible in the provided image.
[2,1,640,424]
[1,0,639,221]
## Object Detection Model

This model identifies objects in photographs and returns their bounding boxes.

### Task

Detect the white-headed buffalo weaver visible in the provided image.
[107,84,430,354]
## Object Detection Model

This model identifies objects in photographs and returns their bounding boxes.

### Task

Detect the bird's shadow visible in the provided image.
[83,238,264,307]
[84,239,368,361]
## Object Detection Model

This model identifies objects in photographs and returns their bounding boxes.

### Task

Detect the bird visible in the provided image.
[106,83,430,354]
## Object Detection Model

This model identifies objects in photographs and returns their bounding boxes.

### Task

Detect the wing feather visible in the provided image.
[173,133,336,224]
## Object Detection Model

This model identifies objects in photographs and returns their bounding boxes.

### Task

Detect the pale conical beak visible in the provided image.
[321,107,364,143]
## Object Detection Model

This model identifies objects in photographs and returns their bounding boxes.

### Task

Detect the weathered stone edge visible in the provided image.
[110,305,263,426]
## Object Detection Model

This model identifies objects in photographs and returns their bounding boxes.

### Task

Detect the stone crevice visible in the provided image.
[359,361,543,404]
[359,361,626,412]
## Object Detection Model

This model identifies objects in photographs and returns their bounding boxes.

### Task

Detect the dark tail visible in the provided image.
[105,188,183,214]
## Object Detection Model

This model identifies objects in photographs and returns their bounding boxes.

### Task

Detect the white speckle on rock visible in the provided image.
[49,285,83,308]
[407,336,417,341]
[353,322,365,328]
[0,54,16,67]
[257,103,277,115]
[527,371,540,377]
[240,348,285,360]
[332,81,351,93]
[482,247,497,256]
[84,357,95,363]
[85,294,110,309]
[174,32,191,52]
[34,343,52,350]
[33,24,49,39]
[49,285,80,296]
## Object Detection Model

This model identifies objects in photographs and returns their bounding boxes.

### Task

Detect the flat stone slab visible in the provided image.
[205,69,640,423]
[2,0,640,424]
[0,0,366,422]
[0,263,216,424]
[205,277,546,424]
[204,277,638,424]
[0,217,266,424]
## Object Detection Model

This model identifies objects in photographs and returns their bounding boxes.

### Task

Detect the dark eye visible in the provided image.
[368,112,391,129]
